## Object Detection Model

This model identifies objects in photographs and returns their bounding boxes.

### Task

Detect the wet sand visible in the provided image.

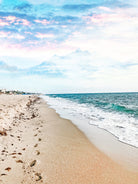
[0,95,138,184]
[60,116,138,172]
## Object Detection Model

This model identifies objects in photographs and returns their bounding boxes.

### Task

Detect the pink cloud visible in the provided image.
[13,35,25,39]
[0,19,10,26]
[61,25,67,28]
[83,13,131,25]
[35,33,55,39]
[24,31,32,35]
[5,16,17,23]
[0,31,9,37]
[98,6,113,12]
[21,19,30,26]
[0,31,25,39]
[0,16,30,26]
[35,19,50,25]
[0,41,75,60]
[71,31,83,38]
[14,18,30,26]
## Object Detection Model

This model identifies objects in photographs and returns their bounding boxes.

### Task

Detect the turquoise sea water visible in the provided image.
[43,93,138,147]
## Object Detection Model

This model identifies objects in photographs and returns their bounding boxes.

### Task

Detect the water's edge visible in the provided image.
[43,94,138,148]
[42,96,138,171]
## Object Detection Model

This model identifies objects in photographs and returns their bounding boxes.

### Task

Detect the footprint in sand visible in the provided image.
[30,160,36,167]
[38,138,42,141]
[16,160,23,163]
[1,173,7,176]
[18,152,22,155]
[5,167,11,171]
[35,173,42,181]
[34,144,38,147]
[10,153,16,155]
[35,150,40,155]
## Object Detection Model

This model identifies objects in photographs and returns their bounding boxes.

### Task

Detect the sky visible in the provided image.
[0,0,138,93]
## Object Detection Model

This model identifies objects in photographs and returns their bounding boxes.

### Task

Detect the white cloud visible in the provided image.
[0,1,138,93]
[1,45,138,93]
[65,6,138,66]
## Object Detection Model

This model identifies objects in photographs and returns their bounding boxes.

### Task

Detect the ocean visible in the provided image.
[43,93,138,147]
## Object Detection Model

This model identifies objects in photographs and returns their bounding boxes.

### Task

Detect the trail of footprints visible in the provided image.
[0,121,44,183]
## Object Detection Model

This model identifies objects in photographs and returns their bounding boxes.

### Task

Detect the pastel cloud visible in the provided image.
[84,13,130,25]
[5,16,17,22]
[35,33,55,39]
[1,49,138,93]
[0,60,64,78]
[0,61,17,72]
[83,6,138,26]
[0,0,138,93]
[0,15,30,27]
[0,31,25,39]
[15,18,30,26]
[34,19,50,25]
[0,19,10,26]
[0,40,75,62]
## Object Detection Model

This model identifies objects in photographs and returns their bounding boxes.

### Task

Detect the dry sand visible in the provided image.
[0,95,138,184]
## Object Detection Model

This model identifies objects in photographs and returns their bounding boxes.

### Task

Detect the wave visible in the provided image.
[97,102,138,116]
[43,95,138,148]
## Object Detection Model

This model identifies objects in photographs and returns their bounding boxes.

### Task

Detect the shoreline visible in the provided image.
[43,94,138,148]
[47,100,138,147]
[43,97,138,172]
[92,125,138,149]
[0,95,138,183]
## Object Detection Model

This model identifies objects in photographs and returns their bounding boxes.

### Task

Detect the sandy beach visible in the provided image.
[0,95,138,184]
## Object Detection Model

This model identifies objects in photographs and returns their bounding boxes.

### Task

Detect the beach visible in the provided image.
[0,95,138,184]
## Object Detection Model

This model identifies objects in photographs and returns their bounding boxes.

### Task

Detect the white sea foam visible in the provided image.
[43,95,138,147]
